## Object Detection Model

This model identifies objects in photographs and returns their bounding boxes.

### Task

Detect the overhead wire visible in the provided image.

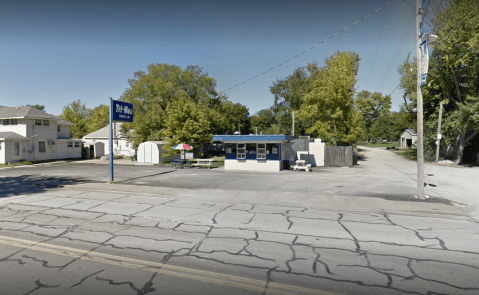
[365,4,390,86]
[220,0,400,93]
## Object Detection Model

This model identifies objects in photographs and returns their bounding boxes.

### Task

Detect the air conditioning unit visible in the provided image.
[48,140,56,146]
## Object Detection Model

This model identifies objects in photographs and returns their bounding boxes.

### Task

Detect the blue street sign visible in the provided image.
[112,100,134,122]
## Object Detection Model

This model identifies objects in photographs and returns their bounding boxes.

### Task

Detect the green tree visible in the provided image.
[355,90,392,142]
[269,65,317,136]
[370,110,395,141]
[422,0,479,163]
[250,108,277,134]
[297,51,364,145]
[59,100,90,138]
[86,104,109,134]
[161,95,211,155]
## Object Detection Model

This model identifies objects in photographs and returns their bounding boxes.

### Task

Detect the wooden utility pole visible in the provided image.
[416,0,425,199]
[435,102,443,162]
[292,111,295,137]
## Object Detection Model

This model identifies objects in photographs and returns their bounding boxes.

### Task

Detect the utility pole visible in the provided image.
[436,102,443,162]
[416,0,425,199]
[292,111,295,137]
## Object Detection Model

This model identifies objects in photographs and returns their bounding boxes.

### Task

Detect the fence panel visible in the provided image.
[324,146,353,167]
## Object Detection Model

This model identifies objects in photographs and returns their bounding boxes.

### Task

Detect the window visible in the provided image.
[266,143,280,160]
[74,142,80,148]
[43,119,49,126]
[1,119,18,125]
[126,141,130,148]
[257,143,266,159]
[35,119,42,126]
[68,142,73,147]
[14,142,20,156]
[237,143,246,159]
[57,125,61,132]
[246,143,256,159]
[39,141,46,153]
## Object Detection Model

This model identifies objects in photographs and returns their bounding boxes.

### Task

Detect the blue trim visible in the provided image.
[213,135,293,142]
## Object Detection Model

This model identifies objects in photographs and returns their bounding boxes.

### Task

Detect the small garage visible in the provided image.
[400,129,417,148]
[137,141,179,164]
[82,141,105,158]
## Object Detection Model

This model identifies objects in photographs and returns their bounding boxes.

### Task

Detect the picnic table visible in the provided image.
[293,159,312,172]
[170,159,187,168]
[192,159,214,169]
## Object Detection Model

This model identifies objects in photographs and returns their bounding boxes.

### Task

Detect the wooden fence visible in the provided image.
[324,146,353,167]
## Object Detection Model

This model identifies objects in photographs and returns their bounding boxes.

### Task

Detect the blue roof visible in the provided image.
[213,135,294,142]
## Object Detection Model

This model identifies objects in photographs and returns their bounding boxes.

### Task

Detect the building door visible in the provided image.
[12,141,21,160]
[406,139,412,148]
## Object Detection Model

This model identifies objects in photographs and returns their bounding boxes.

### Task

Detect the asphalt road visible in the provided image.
[0,148,478,294]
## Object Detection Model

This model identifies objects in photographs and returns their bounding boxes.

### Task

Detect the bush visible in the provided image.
[21,161,32,165]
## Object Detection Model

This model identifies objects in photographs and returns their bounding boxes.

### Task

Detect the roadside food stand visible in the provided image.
[212,135,294,171]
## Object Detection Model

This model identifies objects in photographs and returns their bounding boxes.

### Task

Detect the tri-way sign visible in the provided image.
[112,100,134,122]
[109,98,134,182]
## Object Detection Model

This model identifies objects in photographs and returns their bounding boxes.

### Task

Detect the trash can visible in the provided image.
[353,153,358,165]
[283,160,290,170]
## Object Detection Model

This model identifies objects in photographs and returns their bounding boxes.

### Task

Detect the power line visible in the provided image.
[365,4,390,86]
[220,0,400,93]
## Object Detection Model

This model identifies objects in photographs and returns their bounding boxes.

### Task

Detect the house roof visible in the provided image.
[213,134,294,142]
[0,106,73,125]
[83,122,132,139]
[402,129,417,136]
[0,132,28,140]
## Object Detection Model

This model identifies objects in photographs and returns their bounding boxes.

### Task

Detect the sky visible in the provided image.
[0,0,422,117]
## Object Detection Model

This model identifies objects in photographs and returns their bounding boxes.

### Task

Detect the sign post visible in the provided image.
[109,98,134,182]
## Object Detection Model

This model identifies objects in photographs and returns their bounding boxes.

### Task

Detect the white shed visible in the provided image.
[400,129,417,148]
[137,141,179,164]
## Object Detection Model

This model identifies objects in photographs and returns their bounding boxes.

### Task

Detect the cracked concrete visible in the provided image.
[0,187,478,295]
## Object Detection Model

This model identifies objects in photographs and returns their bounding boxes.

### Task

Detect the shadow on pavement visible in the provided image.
[119,170,176,182]
[0,175,96,198]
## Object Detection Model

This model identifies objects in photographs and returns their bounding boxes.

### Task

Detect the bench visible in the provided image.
[192,159,214,169]
[293,160,312,172]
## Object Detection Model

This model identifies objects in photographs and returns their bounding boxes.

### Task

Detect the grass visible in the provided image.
[0,163,11,168]
[393,148,417,161]
[358,142,400,148]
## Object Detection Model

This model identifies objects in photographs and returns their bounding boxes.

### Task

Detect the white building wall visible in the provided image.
[0,142,5,164]
[0,120,27,137]
[57,125,71,138]
[309,139,325,166]
[56,142,82,159]
[32,122,61,161]
[225,160,281,172]
[4,141,12,163]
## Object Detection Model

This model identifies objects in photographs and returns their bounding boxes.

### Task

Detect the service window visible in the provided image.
[266,143,280,160]
[237,143,246,159]
[39,141,46,153]
[246,143,256,157]
[43,119,49,126]
[68,142,73,147]
[257,143,266,159]
[74,142,80,148]
[14,142,20,156]
[10,119,18,125]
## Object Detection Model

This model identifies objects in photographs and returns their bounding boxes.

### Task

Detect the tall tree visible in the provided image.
[59,100,90,138]
[269,65,317,136]
[297,51,364,145]
[355,90,392,142]
[423,0,479,163]
[161,95,211,155]
[86,104,109,134]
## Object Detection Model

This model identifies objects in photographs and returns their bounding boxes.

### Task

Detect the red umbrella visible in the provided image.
[172,143,193,160]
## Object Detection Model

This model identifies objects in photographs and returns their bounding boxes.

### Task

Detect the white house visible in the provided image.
[82,122,135,157]
[0,106,82,164]
[400,129,417,148]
